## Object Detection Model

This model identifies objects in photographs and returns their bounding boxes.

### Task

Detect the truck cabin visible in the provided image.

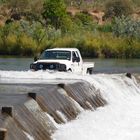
[36,49,81,63]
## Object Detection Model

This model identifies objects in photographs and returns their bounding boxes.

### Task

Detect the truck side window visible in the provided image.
[72,51,80,62]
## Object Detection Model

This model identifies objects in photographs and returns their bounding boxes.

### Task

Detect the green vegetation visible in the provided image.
[0,0,140,58]
[104,0,132,18]
[112,16,140,39]
[43,0,67,29]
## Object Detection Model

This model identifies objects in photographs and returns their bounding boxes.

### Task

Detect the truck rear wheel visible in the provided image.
[87,68,94,75]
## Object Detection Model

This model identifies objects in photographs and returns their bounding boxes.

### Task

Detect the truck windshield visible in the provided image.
[40,50,71,60]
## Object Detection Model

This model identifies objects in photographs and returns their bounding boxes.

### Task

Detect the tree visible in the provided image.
[42,0,67,29]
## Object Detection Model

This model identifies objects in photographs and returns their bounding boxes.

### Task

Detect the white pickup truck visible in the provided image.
[30,48,94,74]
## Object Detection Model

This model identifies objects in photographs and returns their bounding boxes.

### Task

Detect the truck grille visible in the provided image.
[35,62,66,71]
[37,63,59,70]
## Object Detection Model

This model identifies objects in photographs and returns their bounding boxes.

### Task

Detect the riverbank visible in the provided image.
[0,32,140,59]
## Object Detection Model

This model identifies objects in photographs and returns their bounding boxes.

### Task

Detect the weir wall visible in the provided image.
[0,81,107,140]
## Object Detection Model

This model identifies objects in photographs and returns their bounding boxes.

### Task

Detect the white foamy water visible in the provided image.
[1,70,140,140]
[0,70,85,83]
[52,74,140,140]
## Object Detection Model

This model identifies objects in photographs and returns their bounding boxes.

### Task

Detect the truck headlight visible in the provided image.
[59,64,66,71]
[30,63,36,70]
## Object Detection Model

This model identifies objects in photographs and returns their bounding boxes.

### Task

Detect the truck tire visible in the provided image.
[87,68,94,75]
[67,68,72,72]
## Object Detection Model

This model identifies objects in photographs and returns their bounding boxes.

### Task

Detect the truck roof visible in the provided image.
[46,48,79,52]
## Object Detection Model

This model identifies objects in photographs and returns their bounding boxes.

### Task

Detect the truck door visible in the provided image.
[72,51,82,74]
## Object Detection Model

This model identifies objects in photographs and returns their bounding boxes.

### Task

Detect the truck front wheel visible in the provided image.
[67,68,72,72]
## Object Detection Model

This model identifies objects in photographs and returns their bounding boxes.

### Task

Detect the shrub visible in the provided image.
[52,35,77,48]
[97,23,112,33]
[46,26,62,40]
[112,16,140,39]
[104,0,132,18]
[74,12,94,29]
[132,39,140,58]
[76,33,101,57]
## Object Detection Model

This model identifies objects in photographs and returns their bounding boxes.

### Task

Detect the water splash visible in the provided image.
[52,74,140,140]
[23,131,34,140]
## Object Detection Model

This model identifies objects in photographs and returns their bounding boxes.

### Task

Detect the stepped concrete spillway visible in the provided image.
[0,81,107,140]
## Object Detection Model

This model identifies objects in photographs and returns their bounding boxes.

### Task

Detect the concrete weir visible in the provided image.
[0,81,107,140]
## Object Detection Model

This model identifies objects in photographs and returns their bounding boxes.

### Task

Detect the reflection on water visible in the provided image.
[0,57,140,73]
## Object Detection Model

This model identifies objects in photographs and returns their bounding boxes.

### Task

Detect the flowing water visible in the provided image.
[52,74,140,140]
[0,57,140,140]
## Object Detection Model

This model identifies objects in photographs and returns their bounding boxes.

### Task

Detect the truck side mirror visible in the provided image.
[72,57,80,62]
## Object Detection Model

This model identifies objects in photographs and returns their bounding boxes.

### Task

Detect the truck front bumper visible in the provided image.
[30,62,66,71]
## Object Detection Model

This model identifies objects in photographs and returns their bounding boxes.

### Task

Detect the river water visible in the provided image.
[0,57,140,140]
[0,57,140,73]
